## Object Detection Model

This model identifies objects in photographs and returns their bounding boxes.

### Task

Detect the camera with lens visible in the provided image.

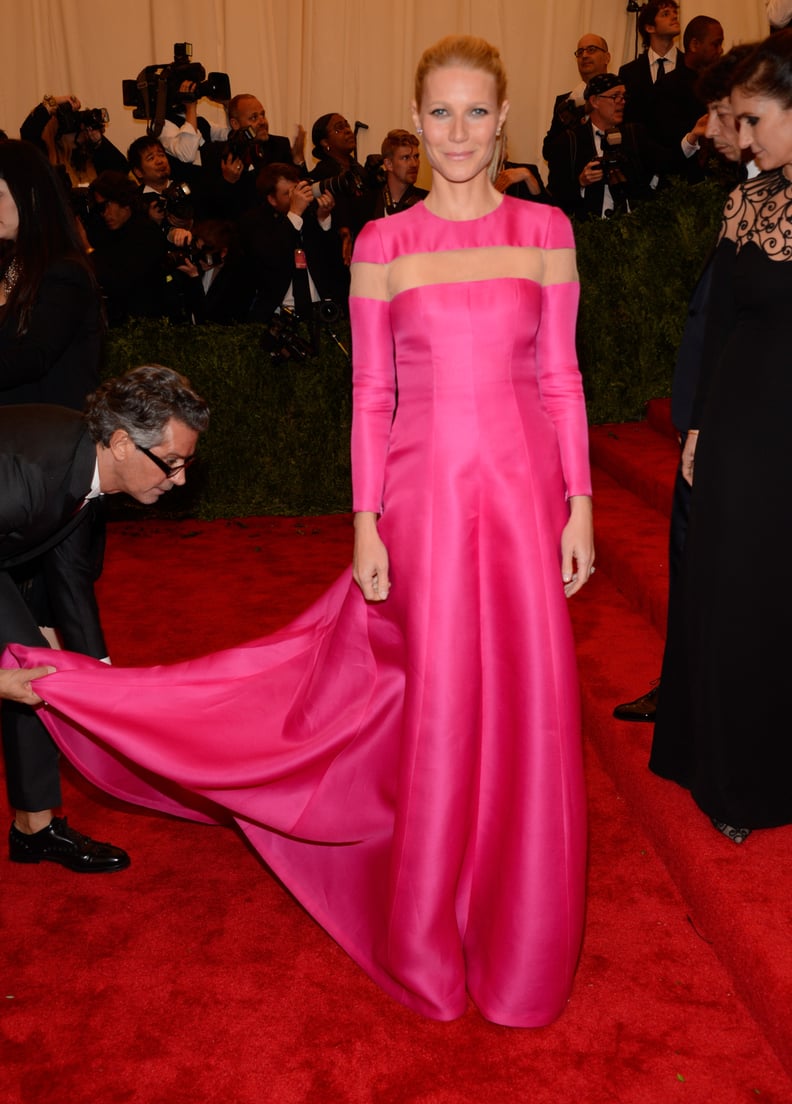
[261,310,315,365]
[55,104,110,137]
[598,128,629,190]
[315,299,342,325]
[122,42,231,135]
[556,98,585,131]
[362,154,387,189]
[307,165,366,202]
[221,124,259,169]
[68,184,95,222]
[147,181,195,223]
[166,239,225,271]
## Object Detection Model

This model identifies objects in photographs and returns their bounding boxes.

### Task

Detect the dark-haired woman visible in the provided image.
[309,113,369,264]
[0,139,102,409]
[652,30,792,841]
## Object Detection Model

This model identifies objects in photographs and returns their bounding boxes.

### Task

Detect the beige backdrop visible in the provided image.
[0,1,771,178]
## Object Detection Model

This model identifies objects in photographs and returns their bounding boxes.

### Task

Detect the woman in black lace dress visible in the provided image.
[651,30,792,842]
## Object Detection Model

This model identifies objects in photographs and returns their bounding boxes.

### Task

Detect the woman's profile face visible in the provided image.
[0,178,20,241]
[323,115,355,158]
[732,87,792,175]
[412,66,508,186]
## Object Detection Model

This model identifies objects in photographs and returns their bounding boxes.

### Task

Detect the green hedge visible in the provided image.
[575,177,725,424]
[104,179,726,517]
[104,321,353,518]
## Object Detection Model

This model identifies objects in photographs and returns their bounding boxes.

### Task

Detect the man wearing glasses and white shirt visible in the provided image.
[542,33,611,159]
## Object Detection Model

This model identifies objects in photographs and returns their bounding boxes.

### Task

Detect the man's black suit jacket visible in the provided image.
[0,405,106,658]
[655,61,704,146]
[202,133,296,220]
[619,47,682,132]
[546,120,673,219]
[542,91,586,161]
[240,205,347,323]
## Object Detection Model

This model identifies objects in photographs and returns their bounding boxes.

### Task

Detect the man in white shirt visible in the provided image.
[542,33,611,159]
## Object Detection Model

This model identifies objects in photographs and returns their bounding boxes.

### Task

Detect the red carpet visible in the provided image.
[2,470,792,1101]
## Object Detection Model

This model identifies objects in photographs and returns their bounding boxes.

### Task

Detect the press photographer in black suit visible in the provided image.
[547,73,674,219]
[241,162,347,324]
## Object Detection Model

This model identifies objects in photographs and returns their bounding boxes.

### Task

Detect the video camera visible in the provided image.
[122,42,231,137]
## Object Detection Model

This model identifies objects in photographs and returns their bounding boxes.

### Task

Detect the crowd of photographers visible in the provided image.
[6,69,438,351]
[1,14,758,343]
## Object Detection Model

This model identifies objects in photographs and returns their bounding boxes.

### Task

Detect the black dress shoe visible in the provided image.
[711,819,752,845]
[9,816,130,873]
[613,682,660,722]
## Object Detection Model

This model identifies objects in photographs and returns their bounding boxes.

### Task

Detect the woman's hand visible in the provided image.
[681,430,698,486]
[561,495,594,598]
[353,513,391,601]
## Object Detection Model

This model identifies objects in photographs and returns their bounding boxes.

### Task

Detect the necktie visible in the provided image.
[656,57,667,82]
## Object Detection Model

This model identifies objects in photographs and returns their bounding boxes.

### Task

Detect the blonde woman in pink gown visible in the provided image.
[4,36,594,1026]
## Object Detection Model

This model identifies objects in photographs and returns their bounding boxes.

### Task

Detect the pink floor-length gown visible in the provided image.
[5,196,591,1026]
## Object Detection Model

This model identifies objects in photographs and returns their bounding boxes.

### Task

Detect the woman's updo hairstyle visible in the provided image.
[731,28,792,110]
[413,35,508,111]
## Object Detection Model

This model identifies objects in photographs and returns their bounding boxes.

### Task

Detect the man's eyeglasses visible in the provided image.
[135,442,196,480]
[574,45,608,57]
[597,93,628,103]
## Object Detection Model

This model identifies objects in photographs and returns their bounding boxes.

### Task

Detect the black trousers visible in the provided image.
[0,570,61,811]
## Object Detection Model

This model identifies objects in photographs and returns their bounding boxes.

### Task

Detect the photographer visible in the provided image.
[240,162,346,325]
[88,171,168,326]
[360,130,427,223]
[201,94,306,222]
[171,219,254,324]
[158,80,230,171]
[20,95,128,186]
[547,73,675,219]
[309,113,371,262]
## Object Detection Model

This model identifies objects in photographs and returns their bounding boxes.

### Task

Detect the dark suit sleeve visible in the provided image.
[90,136,130,175]
[41,501,107,658]
[0,264,98,394]
[547,130,588,217]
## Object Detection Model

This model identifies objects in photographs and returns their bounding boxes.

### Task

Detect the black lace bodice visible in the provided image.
[721,169,792,260]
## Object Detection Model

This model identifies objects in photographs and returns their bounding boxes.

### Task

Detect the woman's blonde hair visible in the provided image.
[413,35,508,110]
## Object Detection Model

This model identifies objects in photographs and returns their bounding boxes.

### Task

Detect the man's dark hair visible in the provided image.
[256,161,300,199]
[683,16,720,53]
[127,136,166,172]
[85,364,209,447]
[731,27,792,109]
[90,170,141,210]
[695,43,756,104]
[193,219,237,255]
[638,2,679,49]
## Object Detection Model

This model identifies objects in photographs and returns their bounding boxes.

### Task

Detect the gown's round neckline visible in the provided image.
[418,195,506,225]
